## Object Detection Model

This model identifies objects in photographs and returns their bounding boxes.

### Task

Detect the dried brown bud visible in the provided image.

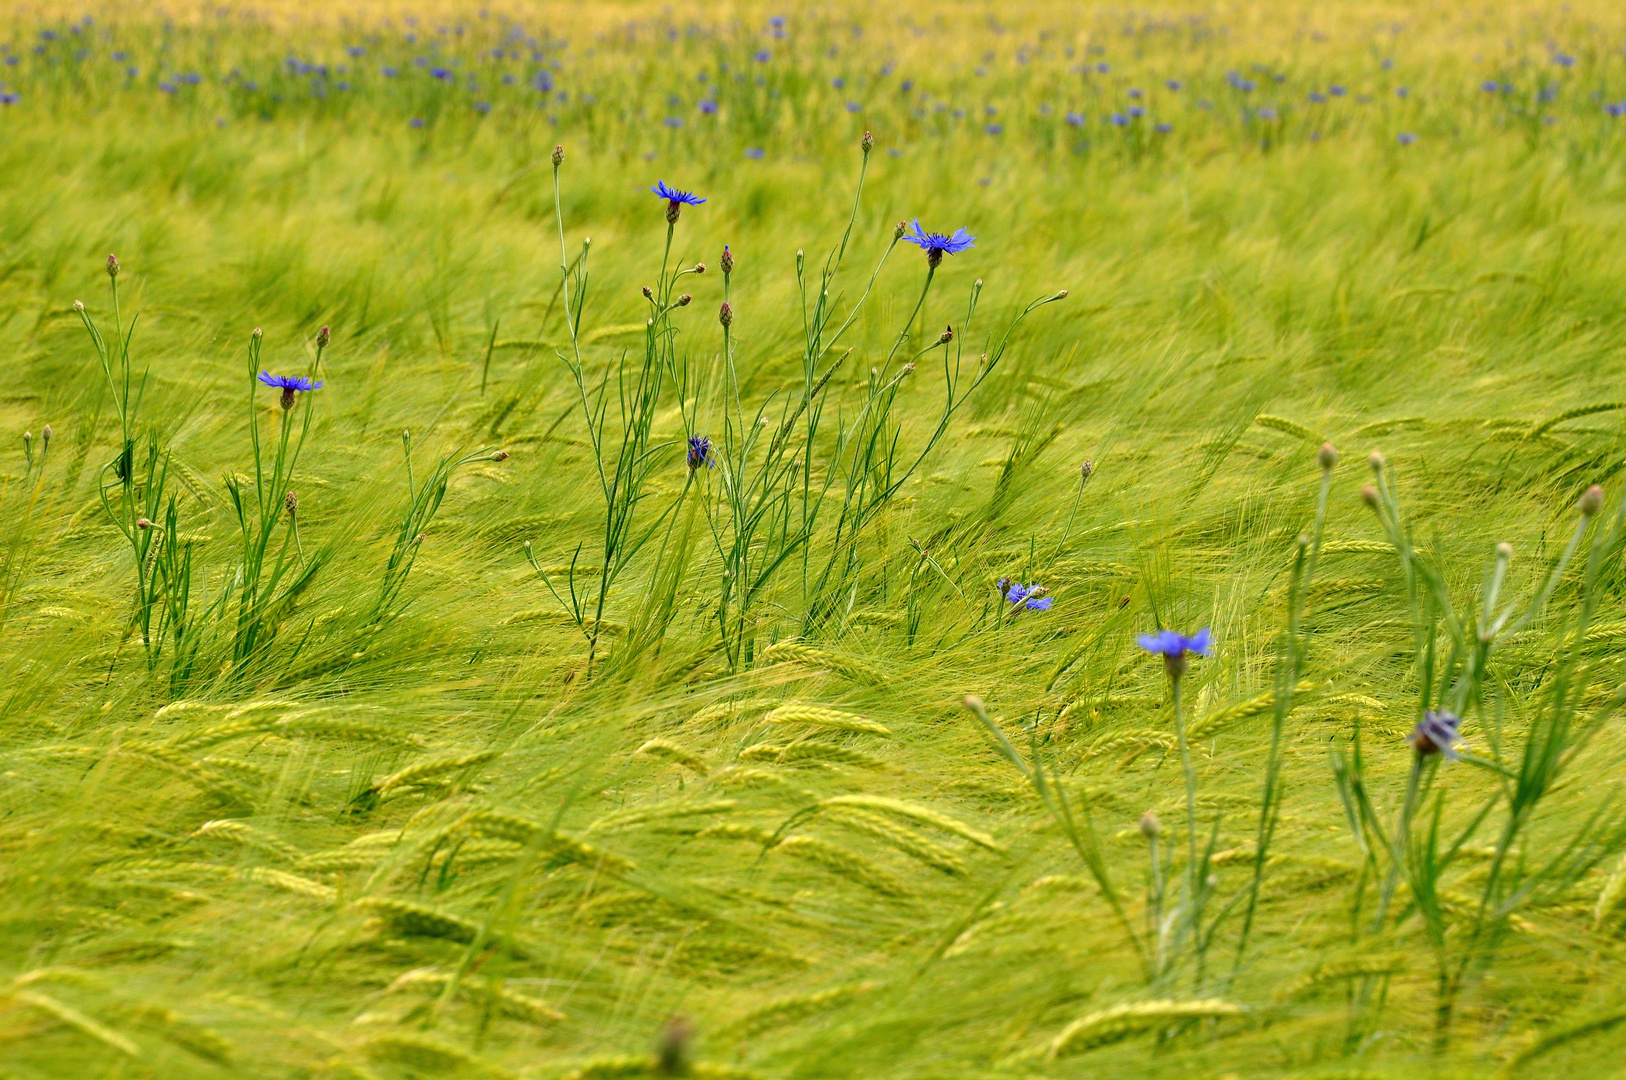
[316,325,330,349]
[861,130,874,153]
[551,144,564,167]
[491,450,509,462]
[1139,811,1161,839]
[284,491,298,517]
[1361,485,1380,508]
[719,301,733,328]
[106,253,120,279]
[1318,442,1338,471]
[1579,484,1604,517]
[677,294,692,307]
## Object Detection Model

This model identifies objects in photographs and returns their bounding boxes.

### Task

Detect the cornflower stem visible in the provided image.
[1373,753,1426,933]
[1171,670,1202,986]
[552,161,583,369]
[883,264,936,374]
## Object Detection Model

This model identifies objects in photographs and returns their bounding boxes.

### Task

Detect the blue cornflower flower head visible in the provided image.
[1110,112,1128,126]
[744,147,764,159]
[159,81,177,94]
[1396,86,1409,98]
[1608,103,1624,118]
[258,371,324,410]
[179,72,202,85]
[1128,87,1142,99]
[0,92,17,105]
[1307,91,1325,103]
[1095,61,1110,73]
[1481,79,1499,92]
[652,180,705,224]
[832,76,844,88]
[1501,82,1514,94]
[1167,79,1183,90]
[665,116,684,128]
[473,100,490,114]
[1410,709,1462,760]
[753,49,771,62]
[699,99,717,114]
[1554,53,1575,68]
[985,122,1003,134]
[1128,105,1144,118]
[1066,111,1085,126]
[686,434,714,472]
[348,45,365,58]
[1257,106,1277,120]
[1329,84,1346,96]
[902,220,975,268]
[382,66,398,77]
[1154,122,1173,133]
[1138,627,1212,680]
[1398,131,1416,145]
[900,79,913,92]
[769,15,785,27]
[997,580,1053,612]
[846,101,861,113]
[409,116,425,128]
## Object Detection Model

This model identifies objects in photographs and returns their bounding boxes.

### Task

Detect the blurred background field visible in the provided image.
[3,1,1626,1078]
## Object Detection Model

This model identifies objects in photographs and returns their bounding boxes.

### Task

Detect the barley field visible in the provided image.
[3,1,1626,1077]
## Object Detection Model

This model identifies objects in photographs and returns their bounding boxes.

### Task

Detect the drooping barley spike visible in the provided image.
[818,795,1004,852]
[1084,729,1176,765]
[353,897,480,944]
[1307,577,1386,600]
[272,716,427,748]
[120,744,256,806]
[1253,414,1320,441]
[238,867,337,903]
[1188,678,1321,739]
[707,765,807,794]
[825,807,968,874]
[696,823,779,844]
[729,981,879,1036]
[108,1001,234,1063]
[776,742,890,771]
[758,641,884,684]
[847,611,903,628]
[772,835,907,896]
[465,811,638,872]
[1529,402,1626,439]
[635,738,710,775]
[190,819,303,862]
[386,967,566,1023]
[1277,954,1407,1001]
[587,799,739,833]
[1046,999,1245,1058]
[10,990,141,1057]
[358,1034,506,1077]
[360,749,503,802]
[690,698,780,726]
[764,704,890,736]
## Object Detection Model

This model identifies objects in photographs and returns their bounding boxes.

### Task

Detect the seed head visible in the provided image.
[1367,450,1386,473]
[719,301,733,328]
[677,293,692,307]
[1139,811,1161,839]
[720,245,734,274]
[284,491,298,517]
[106,253,120,279]
[655,1016,693,1077]
[1579,484,1604,517]
[316,324,330,349]
[1360,485,1380,508]
[491,450,509,462]
[927,247,944,269]
[1318,442,1339,471]
[937,324,953,344]
[861,130,874,153]
[551,144,564,167]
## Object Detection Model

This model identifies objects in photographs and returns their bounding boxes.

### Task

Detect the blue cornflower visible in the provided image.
[900,79,913,92]
[985,122,1003,134]
[1481,79,1499,92]
[258,371,324,409]
[687,434,714,471]
[1554,53,1575,68]
[1410,709,1462,760]
[699,99,717,114]
[665,116,685,128]
[1128,87,1142,99]
[1128,105,1144,118]
[744,147,765,159]
[1167,79,1183,90]
[1065,111,1085,126]
[901,220,975,268]
[159,81,177,94]
[1096,62,1110,73]
[753,49,771,62]
[1154,122,1173,133]
[1329,84,1346,96]
[998,579,1053,612]
[1398,131,1416,145]
[652,180,704,223]
[1138,627,1212,680]
[473,100,490,114]
[382,66,398,77]
[348,45,365,58]
[409,116,425,128]
[1110,112,1128,126]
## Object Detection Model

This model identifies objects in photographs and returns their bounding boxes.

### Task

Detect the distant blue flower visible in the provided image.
[531,69,553,92]
[665,116,684,127]
[1396,86,1409,98]
[1128,105,1144,118]
[473,100,490,113]
[0,92,17,105]
[687,434,714,471]
[382,66,398,77]
[1096,62,1110,73]
[699,99,717,114]
[431,66,453,82]
[1481,79,1499,92]
[1154,122,1173,133]
[985,123,1003,134]
[1554,53,1575,67]
[900,79,913,92]
[902,220,975,265]
[1398,131,1416,145]
[112,50,127,61]
[846,101,861,112]
[769,15,785,27]
[1329,85,1346,96]
[502,74,515,85]
[159,81,176,93]
[831,76,844,88]
[1501,82,1514,94]
[1138,627,1212,658]
[1258,106,1277,120]
[348,45,365,58]
[753,49,771,62]
[1309,90,1326,103]
[1410,709,1462,760]
[1065,111,1085,126]
[1111,112,1128,125]
[745,147,765,159]
[1167,79,1182,90]
[1128,87,1142,99]
[652,180,704,205]
[1608,103,1624,118]
[409,116,425,127]
[177,72,200,84]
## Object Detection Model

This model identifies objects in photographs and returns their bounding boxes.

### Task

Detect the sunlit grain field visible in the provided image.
[4,1,1626,1077]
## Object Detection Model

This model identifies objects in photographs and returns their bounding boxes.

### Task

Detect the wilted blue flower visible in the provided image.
[258,371,324,409]
[902,220,975,267]
[687,435,714,471]
[1410,710,1462,759]
[1398,131,1416,145]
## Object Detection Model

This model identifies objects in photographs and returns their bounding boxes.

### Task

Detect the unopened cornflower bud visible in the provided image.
[962,694,985,713]
[719,301,733,328]
[937,324,953,344]
[902,362,915,375]
[1361,485,1380,508]
[1297,533,1311,549]
[316,324,330,348]
[252,327,263,339]
[1054,288,1069,299]
[551,144,564,167]
[1139,810,1161,839]
[285,491,298,516]
[893,221,907,240]
[642,285,653,300]
[106,253,120,279]
[720,245,734,274]
[694,262,705,274]
[1579,484,1604,517]
[136,517,153,530]
[73,299,84,311]
[861,130,874,153]
[41,424,51,448]
[414,533,426,544]
[22,430,30,450]
[1081,459,1094,480]
[1318,442,1339,471]
[1368,451,1385,473]
[677,294,692,307]
[491,450,509,462]
[1496,541,1513,559]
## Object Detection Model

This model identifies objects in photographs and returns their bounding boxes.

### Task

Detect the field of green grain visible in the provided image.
[4,2,1626,1077]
